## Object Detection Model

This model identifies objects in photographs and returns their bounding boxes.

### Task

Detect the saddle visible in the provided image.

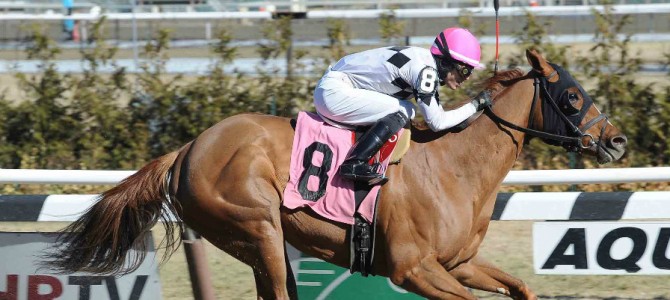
[284,111,411,276]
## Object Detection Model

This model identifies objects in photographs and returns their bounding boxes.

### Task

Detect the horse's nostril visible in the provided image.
[611,135,628,148]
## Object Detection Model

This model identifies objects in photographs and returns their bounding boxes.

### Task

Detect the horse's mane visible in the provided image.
[479,68,527,101]
[411,68,529,141]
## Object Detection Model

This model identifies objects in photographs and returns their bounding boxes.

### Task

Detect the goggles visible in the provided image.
[454,63,474,78]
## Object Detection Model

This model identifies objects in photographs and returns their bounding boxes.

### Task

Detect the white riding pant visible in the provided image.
[313,70,416,126]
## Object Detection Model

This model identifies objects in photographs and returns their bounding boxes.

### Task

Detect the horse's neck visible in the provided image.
[411,78,534,198]
[474,78,535,164]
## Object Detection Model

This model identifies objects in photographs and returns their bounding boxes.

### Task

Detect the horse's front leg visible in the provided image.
[449,254,537,300]
[388,254,477,300]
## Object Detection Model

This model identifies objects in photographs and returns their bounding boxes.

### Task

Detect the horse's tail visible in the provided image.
[44,150,183,275]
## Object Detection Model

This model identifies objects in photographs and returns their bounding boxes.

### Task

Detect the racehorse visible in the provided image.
[45,49,627,299]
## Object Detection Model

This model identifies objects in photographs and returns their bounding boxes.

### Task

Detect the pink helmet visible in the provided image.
[430,27,485,69]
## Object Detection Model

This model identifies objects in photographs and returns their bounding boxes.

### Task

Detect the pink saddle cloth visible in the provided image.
[282,112,400,225]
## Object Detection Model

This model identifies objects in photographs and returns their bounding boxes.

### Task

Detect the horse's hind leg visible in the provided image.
[449,255,537,300]
[252,248,297,300]
[249,225,298,300]
[197,209,296,299]
[179,181,297,298]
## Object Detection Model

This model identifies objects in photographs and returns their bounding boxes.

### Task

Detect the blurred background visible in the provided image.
[0,0,668,191]
[0,2,669,299]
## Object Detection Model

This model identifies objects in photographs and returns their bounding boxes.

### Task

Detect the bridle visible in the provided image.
[483,68,609,154]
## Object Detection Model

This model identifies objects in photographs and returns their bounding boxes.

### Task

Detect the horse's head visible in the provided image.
[525,49,627,164]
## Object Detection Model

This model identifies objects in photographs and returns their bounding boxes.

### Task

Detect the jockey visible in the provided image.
[313,27,492,184]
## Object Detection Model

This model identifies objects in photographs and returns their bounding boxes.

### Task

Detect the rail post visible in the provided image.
[182,227,216,300]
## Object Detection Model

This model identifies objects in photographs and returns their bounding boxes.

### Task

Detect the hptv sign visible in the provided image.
[533,222,670,275]
[0,232,161,300]
[0,275,151,300]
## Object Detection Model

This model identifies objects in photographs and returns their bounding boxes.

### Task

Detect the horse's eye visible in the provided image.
[568,93,578,104]
[560,92,580,116]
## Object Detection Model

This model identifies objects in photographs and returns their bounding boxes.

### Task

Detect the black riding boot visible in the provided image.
[339,111,408,184]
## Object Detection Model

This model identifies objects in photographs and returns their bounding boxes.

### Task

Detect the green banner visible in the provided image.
[294,256,421,299]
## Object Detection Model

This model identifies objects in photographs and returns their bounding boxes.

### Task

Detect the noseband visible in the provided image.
[484,69,609,154]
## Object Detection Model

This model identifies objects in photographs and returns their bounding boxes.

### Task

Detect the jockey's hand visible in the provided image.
[471,90,492,111]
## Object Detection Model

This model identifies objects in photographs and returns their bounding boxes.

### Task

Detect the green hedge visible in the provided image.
[1,11,668,194]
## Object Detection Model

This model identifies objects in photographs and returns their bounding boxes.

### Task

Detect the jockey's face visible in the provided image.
[445,62,473,90]
[444,68,462,90]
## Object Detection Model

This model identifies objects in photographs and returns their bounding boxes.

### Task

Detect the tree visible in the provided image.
[378,10,405,44]
[325,19,350,64]
[129,29,187,158]
[575,5,666,166]
[68,18,144,169]
[508,10,570,68]
[256,16,314,117]
[9,24,79,169]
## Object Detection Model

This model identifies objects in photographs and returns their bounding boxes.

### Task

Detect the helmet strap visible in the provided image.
[433,32,458,83]
[433,55,457,84]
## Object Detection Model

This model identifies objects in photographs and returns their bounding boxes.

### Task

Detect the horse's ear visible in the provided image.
[525,49,558,82]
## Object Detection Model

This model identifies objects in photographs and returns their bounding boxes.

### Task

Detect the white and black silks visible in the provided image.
[413,66,440,106]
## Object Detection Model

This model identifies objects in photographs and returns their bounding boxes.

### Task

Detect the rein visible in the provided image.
[483,73,609,153]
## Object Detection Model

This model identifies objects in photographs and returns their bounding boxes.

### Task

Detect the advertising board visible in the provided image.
[287,245,419,299]
[0,232,161,300]
[533,222,670,275]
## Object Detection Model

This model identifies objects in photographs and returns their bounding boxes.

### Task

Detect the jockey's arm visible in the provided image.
[412,66,477,132]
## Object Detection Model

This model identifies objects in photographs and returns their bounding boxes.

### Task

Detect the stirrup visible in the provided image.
[339,162,387,186]
[342,173,388,186]
[367,176,388,186]
[339,169,383,182]
[364,162,388,185]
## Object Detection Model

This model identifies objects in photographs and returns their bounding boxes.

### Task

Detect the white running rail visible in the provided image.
[1,167,669,185]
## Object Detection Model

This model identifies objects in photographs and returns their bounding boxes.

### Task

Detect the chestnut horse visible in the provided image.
[46,49,627,299]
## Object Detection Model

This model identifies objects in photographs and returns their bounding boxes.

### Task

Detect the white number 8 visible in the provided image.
[417,68,437,94]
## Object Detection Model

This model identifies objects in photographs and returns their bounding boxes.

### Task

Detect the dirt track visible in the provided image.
[1,221,669,299]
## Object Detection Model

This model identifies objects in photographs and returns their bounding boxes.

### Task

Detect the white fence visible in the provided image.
[1,167,669,185]
[0,191,667,222]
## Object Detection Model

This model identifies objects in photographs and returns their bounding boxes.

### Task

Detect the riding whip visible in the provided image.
[493,0,500,74]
